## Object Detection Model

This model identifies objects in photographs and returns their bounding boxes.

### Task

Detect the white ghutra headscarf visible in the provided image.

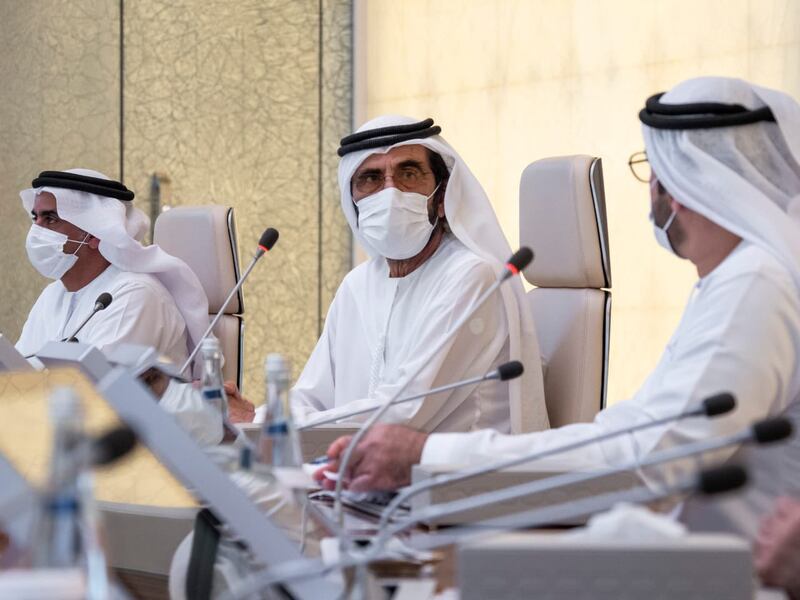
[338,115,549,433]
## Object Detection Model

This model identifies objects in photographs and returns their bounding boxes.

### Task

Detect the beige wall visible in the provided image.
[361,0,800,405]
[0,0,121,343]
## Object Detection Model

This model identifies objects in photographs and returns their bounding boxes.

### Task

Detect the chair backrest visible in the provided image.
[154,206,244,387]
[520,155,612,427]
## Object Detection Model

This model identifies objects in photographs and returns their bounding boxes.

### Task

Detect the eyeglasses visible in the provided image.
[628,150,651,183]
[352,165,433,196]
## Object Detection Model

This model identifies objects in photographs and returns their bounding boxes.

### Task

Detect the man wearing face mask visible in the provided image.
[253,117,549,440]
[15,169,210,369]
[317,78,800,540]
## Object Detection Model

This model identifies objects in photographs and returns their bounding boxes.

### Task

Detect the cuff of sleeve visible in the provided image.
[421,432,469,466]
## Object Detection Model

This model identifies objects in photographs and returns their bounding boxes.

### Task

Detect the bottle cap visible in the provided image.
[201,338,220,351]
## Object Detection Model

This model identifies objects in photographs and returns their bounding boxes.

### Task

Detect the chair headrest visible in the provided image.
[154,206,243,314]
[519,155,611,288]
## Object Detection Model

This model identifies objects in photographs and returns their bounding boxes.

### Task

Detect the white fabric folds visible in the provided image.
[20,168,210,360]
[338,116,548,433]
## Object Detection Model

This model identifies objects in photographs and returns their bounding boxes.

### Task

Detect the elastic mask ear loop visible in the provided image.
[69,232,91,256]
[661,209,677,232]
[427,182,443,228]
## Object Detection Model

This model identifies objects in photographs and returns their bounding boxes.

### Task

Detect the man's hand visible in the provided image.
[313,424,428,492]
[224,381,255,423]
[755,496,800,598]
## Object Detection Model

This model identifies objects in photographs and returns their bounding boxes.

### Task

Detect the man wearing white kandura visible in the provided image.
[318,77,800,542]
[15,168,209,368]
[253,116,549,456]
[16,169,254,443]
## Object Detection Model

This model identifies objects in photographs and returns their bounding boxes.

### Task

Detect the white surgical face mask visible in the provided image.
[159,379,224,447]
[25,224,90,280]
[356,184,440,259]
[650,208,678,255]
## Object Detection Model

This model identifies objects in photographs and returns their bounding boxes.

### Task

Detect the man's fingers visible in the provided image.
[326,435,353,459]
[313,462,336,482]
[349,473,377,493]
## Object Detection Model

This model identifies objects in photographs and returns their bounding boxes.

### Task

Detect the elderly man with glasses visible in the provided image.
[317,78,800,544]
[252,117,548,453]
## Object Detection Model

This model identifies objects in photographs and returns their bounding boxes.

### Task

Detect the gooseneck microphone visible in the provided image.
[298,360,524,430]
[377,392,736,529]
[221,463,750,599]
[61,292,113,343]
[401,463,750,553]
[331,248,535,526]
[24,293,113,358]
[180,228,279,375]
[380,415,791,545]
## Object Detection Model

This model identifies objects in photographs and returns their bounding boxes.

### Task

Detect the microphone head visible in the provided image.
[258,228,280,252]
[95,292,113,310]
[92,426,137,466]
[702,392,736,417]
[496,360,524,381]
[506,247,534,275]
[697,464,748,496]
[752,417,794,444]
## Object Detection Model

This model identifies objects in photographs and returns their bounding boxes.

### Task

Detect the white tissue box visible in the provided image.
[457,531,753,600]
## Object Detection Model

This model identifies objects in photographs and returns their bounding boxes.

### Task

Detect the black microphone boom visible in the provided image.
[180,227,280,374]
[505,247,534,276]
[702,392,736,416]
[495,360,524,381]
[63,292,114,342]
[752,417,794,444]
[258,228,279,253]
[95,292,113,311]
[698,464,748,495]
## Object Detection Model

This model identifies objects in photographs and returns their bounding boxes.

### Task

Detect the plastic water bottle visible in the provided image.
[259,354,302,467]
[199,338,229,422]
[30,387,85,568]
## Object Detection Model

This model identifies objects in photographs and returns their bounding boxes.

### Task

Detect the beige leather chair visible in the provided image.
[154,206,244,387]
[520,155,612,427]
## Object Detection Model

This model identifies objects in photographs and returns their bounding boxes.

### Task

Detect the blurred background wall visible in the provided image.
[0,0,353,400]
[357,0,800,405]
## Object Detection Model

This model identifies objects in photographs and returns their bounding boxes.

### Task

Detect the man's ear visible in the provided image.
[670,198,684,214]
[87,235,101,250]
[437,181,448,217]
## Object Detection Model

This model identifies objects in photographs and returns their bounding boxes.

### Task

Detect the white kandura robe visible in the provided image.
[16,264,189,366]
[422,242,800,540]
[272,234,512,433]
